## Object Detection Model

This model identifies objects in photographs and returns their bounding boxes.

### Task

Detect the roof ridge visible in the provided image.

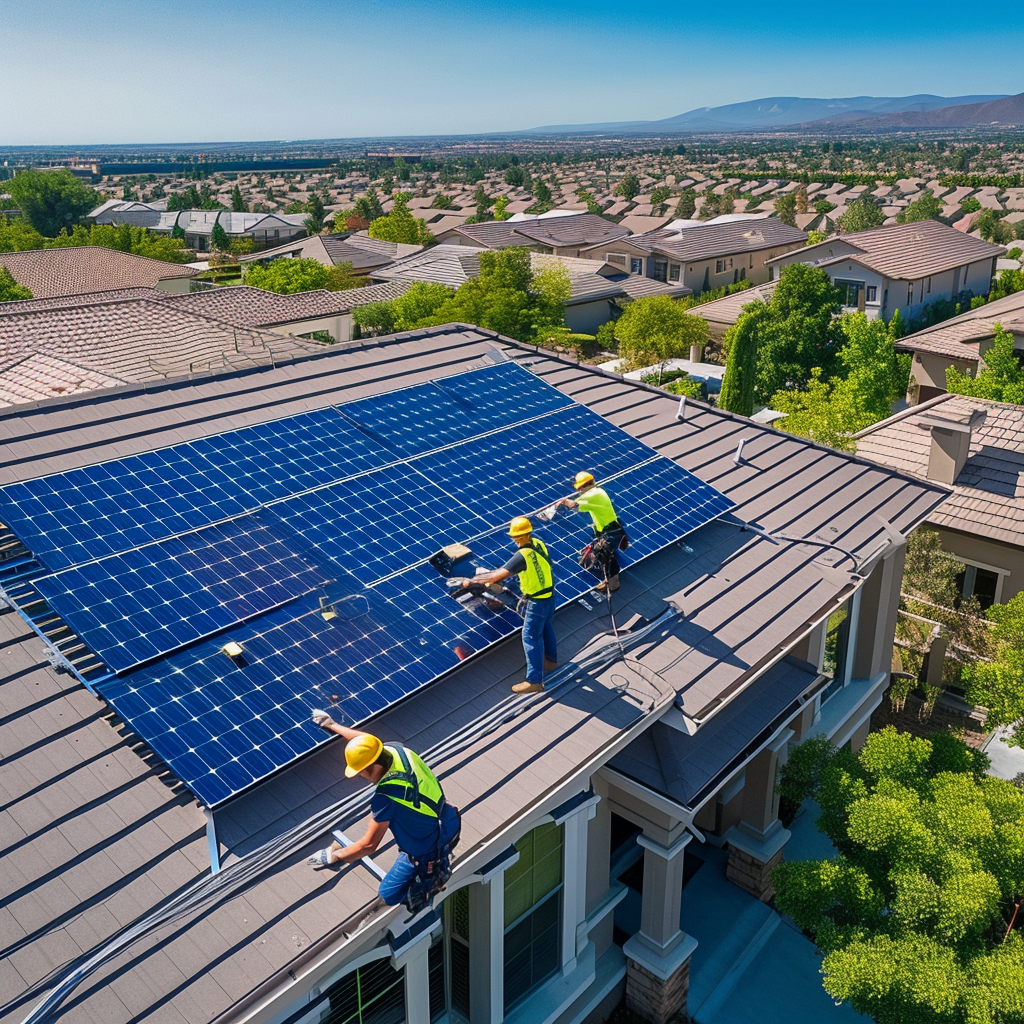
[853,392,955,437]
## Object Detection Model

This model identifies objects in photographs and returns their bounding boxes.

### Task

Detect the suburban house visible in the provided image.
[688,281,777,339]
[767,220,1004,322]
[894,289,1024,404]
[437,212,630,257]
[0,324,947,1024]
[581,218,808,293]
[89,203,310,250]
[239,233,424,275]
[856,393,1024,608]
[370,248,690,333]
[0,246,197,297]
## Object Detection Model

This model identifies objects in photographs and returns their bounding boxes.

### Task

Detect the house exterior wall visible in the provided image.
[931,525,1024,603]
[565,299,615,335]
[676,241,804,293]
[154,277,193,294]
[267,312,353,345]
[907,351,976,404]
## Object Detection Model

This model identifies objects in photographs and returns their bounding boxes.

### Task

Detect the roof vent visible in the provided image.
[917,407,986,485]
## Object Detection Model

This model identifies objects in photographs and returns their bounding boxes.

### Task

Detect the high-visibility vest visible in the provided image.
[375,744,446,819]
[577,486,618,533]
[518,537,554,599]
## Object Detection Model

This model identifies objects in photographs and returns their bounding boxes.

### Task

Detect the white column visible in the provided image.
[557,795,599,975]
[391,929,434,1024]
[468,868,509,1024]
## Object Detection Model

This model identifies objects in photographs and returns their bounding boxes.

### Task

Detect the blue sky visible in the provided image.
[2,0,1020,145]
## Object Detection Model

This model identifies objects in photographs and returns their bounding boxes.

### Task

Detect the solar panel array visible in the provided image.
[0,360,734,806]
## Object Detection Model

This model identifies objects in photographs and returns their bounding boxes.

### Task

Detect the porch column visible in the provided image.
[390,920,440,1024]
[556,793,600,975]
[725,728,794,902]
[468,856,513,1024]
[623,829,697,1024]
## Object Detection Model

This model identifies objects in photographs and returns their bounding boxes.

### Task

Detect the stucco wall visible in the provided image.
[933,525,1024,603]
[566,299,614,334]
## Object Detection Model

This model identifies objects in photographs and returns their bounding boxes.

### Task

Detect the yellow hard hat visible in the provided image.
[344,733,383,778]
[508,516,533,538]
[574,471,595,491]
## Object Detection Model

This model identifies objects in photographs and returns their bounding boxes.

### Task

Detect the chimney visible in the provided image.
[918,407,986,485]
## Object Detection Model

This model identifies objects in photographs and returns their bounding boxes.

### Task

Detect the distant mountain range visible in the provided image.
[521,94,1017,134]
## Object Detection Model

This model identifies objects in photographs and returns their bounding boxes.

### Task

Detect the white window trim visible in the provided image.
[950,554,1009,603]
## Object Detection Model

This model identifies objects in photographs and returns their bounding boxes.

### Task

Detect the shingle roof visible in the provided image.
[896,288,1024,360]
[777,219,1004,280]
[451,213,628,250]
[614,217,807,262]
[0,247,196,299]
[856,393,1024,547]
[692,281,777,326]
[371,244,486,287]
[0,329,947,1024]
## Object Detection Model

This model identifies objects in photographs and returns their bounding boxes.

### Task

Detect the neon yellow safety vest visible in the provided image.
[375,744,446,819]
[576,486,618,533]
[518,537,554,599]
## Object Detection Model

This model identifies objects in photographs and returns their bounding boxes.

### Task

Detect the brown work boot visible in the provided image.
[512,681,545,694]
[543,657,559,671]
[596,575,620,593]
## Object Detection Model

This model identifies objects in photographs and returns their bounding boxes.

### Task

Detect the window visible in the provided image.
[630,257,643,275]
[428,936,448,1023]
[927,276,932,294]
[446,886,471,1020]
[607,253,626,266]
[834,279,864,308]
[820,599,852,705]
[907,283,914,306]
[653,260,668,283]
[669,264,680,282]
[866,285,878,303]
[316,958,405,1024]
[769,267,775,281]
[504,822,564,1011]
[955,563,1002,610]
[715,257,734,274]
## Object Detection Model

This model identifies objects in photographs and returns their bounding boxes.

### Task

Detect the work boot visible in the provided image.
[596,575,620,593]
[512,681,545,694]
[543,657,559,672]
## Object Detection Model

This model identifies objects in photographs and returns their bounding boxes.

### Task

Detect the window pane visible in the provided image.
[504,892,561,1011]
[972,567,999,610]
[428,939,446,1022]
[504,822,563,927]
[322,958,405,1024]
[822,600,851,694]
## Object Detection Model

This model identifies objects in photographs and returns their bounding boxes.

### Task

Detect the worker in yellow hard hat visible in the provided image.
[307,714,461,911]
[560,471,627,592]
[453,515,556,695]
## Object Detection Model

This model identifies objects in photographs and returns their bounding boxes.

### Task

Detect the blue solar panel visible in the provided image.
[5,360,738,807]
[413,404,655,527]
[35,515,328,673]
[0,408,393,572]
[338,360,572,457]
[267,463,491,583]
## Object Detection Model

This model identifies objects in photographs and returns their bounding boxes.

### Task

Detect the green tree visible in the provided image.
[835,196,885,234]
[305,193,326,235]
[473,186,493,221]
[210,219,230,251]
[532,179,552,204]
[0,219,46,252]
[990,268,1024,301]
[719,310,758,416]
[977,209,1014,245]
[575,189,601,215]
[774,194,797,227]
[772,728,1024,1024]
[746,264,843,403]
[0,267,32,302]
[323,262,367,291]
[649,186,672,212]
[962,593,1024,744]
[897,189,943,224]
[504,166,528,188]
[7,169,99,236]
[674,190,696,219]
[387,282,455,330]
[244,257,332,293]
[960,195,982,214]
[353,187,384,224]
[615,173,641,201]
[947,325,1024,403]
[367,193,434,245]
[231,185,247,212]
[430,194,454,210]
[613,296,709,382]
[492,196,511,220]
[351,300,395,337]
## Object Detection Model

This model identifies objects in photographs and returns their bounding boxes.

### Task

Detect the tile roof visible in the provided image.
[776,219,1005,280]
[896,288,1024,360]
[0,352,126,407]
[611,217,807,262]
[451,213,628,250]
[0,248,196,299]
[0,295,322,392]
[0,327,947,1024]
[159,282,412,327]
[693,281,777,326]
[372,244,486,287]
[856,393,1024,547]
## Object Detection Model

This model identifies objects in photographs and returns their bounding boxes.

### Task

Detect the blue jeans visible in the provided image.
[523,596,557,683]
[378,806,462,906]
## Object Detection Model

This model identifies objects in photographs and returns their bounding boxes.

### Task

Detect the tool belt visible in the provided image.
[404,807,462,915]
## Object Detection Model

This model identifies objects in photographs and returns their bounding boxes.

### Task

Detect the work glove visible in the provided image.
[311,709,335,729]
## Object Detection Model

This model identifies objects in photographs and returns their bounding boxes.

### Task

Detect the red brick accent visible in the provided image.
[726,845,785,902]
[625,952,690,1024]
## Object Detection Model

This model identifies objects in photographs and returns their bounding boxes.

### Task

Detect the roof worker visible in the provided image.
[307,714,461,914]
[560,471,627,593]
[456,516,556,695]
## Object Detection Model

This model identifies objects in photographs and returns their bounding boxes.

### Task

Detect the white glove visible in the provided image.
[311,709,335,729]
